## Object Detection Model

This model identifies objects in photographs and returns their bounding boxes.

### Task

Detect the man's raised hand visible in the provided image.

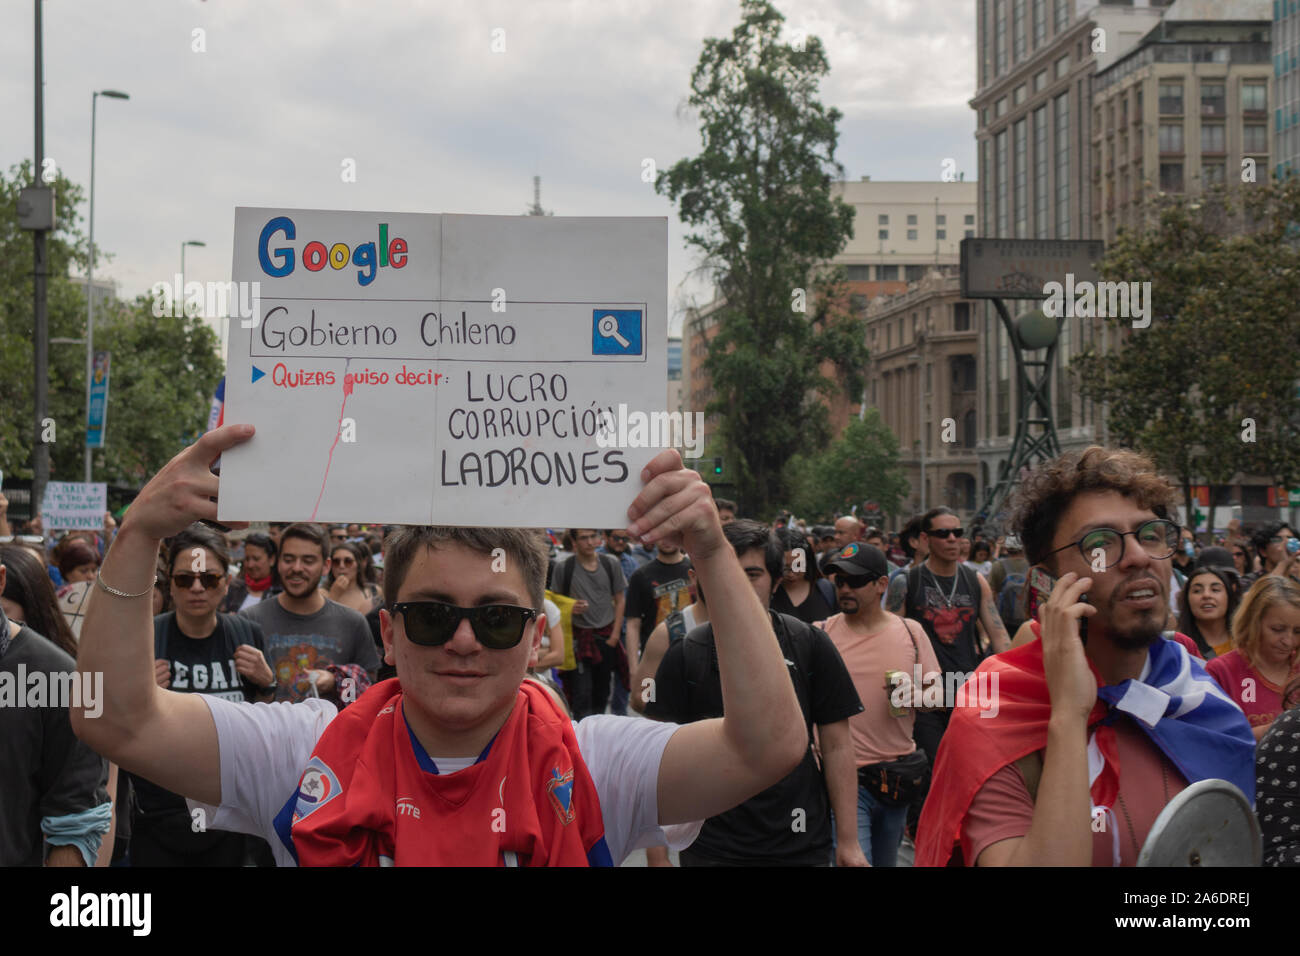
[625,450,723,560]
[120,425,255,541]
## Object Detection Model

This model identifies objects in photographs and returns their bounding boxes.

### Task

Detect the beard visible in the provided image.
[1103,607,1166,650]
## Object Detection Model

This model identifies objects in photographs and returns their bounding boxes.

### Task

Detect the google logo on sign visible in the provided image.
[257,215,408,287]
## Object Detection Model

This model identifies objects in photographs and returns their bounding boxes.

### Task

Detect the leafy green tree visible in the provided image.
[1,162,222,494]
[1073,178,1300,528]
[783,409,909,521]
[657,0,868,515]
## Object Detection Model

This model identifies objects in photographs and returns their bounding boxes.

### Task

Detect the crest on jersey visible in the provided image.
[291,756,342,823]
[546,767,576,825]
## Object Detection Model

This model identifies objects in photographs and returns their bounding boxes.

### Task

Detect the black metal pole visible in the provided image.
[33,0,50,520]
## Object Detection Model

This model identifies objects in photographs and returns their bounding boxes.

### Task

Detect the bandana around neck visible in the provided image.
[243,572,272,592]
[288,679,611,867]
[915,626,1256,867]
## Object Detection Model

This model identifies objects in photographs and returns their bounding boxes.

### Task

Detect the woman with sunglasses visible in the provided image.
[327,540,382,614]
[1205,576,1300,742]
[130,523,278,866]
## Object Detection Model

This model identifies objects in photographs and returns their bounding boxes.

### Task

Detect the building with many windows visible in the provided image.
[1274,0,1300,176]
[1092,2,1272,241]
[861,271,982,522]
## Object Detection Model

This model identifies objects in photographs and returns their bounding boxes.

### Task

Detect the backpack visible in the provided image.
[678,610,815,724]
[555,552,619,597]
[995,558,1028,632]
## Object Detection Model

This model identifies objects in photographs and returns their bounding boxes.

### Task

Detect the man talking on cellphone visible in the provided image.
[71,424,807,866]
[915,447,1256,867]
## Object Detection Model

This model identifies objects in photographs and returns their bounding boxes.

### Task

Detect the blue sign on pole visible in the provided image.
[86,350,111,449]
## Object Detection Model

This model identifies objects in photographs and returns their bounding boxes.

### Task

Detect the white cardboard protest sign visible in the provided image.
[218,209,667,527]
[43,481,107,530]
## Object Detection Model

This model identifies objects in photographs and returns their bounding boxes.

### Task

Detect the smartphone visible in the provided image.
[1029,566,1088,644]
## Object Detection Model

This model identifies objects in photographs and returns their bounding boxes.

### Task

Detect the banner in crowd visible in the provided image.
[86,350,111,449]
[218,208,667,526]
[42,481,108,530]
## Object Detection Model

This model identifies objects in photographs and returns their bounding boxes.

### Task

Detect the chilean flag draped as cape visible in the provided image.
[915,625,1256,867]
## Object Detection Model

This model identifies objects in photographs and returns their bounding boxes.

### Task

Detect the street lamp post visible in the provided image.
[85,88,129,483]
[180,240,206,318]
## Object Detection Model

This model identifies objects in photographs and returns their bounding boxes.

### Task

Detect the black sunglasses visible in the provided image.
[390,601,537,650]
[926,527,964,539]
[833,571,879,589]
[172,572,224,590]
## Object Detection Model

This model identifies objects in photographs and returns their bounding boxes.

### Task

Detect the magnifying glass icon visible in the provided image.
[598,314,631,348]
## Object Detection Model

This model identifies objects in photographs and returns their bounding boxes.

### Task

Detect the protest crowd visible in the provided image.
[2,437,1298,869]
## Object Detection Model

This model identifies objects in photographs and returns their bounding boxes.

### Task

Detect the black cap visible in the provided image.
[824,543,889,579]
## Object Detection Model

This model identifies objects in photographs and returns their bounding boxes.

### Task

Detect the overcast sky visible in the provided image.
[3,0,977,339]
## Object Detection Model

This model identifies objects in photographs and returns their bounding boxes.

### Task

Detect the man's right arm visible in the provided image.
[71,425,257,809]
[630,618,670,714]
[975,571,1096,866]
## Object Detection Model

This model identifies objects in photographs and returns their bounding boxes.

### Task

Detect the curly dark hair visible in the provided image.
[1009,446,1180,570]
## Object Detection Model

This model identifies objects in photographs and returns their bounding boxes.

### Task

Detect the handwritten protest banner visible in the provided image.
[218,209,667,527]
[43,481,107,530]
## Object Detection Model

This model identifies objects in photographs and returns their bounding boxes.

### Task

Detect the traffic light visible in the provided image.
[713,456,723,475]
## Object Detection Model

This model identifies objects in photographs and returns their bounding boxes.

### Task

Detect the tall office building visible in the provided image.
[972,0,1173,503]
[1275,0,1300,176]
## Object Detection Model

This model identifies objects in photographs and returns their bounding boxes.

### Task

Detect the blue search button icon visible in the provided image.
[592,310,642,356]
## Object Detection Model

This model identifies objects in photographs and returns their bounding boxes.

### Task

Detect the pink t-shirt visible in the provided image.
[1204,649,1297,731]
[819,613,942,766]
[961,715,1188,866]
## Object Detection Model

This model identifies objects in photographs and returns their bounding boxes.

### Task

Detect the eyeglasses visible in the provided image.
[390,600,537,650]
[608,534,629,544]
[172,572,224,590]
[833,571,879,589]
[926,527,964,539]
[1049,518,1180,571]
[334,556,356,566]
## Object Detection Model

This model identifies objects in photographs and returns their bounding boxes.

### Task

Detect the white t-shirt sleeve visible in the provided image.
[185,695,337,864]
[544,598,561,630]
[575,715,703,864]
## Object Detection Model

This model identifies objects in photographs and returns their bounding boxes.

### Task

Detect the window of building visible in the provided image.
[1242,82,1267,112]
[846,265,871,280]
[1055,53,1070,79]
[1033,0,1046,47]
[1014,84,1027,106]
[954,302,971,331]
[878,214,889,224]
[952,355,977,392]
[996,96,1008,117]
[1014,117,1028,238]
[878,264,899,280]
[995,0,1008,75]
[1203,162,1226,186]
[1159,161,1184,192]
[886,324,892,349]
[906,265,926,281]
[1200,81,1225,117]
[1013,0,1027,62]
[926,362,932,394]
[1055,92,1070,238]
[937,229,947,239]
[996,128,1010,236]
[1053,0,1067,32]
[907,214,918,225]
[1034,69,1048,92]
[1244,124,1268,153]
[907,229,918,240]
[1201,123,1225,153]
[965,229,976,238]
[936,214,946,225]
[879,228,889,240]
[1158,82,1183,115]
[1159,123,1184,153]
[1033,105,1049,238]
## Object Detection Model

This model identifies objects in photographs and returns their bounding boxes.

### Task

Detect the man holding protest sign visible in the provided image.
[71,424,807,866]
